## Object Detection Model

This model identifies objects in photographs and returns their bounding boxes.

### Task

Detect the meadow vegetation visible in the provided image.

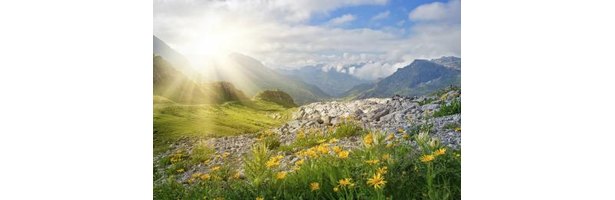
[153,98,295,154]
[154,119,461,200]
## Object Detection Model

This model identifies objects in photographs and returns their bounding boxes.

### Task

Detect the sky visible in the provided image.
[154,0,460,80]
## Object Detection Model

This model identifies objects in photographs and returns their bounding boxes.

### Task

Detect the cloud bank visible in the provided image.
[154,0,460,80]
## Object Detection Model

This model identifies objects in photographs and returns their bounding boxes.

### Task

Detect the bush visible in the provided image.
[433,98,461,117]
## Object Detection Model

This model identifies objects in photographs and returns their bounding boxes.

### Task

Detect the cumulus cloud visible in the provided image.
[327,14,357,25]
[371,10,390,21]
[154,0,460,80]
[408,0,460,23]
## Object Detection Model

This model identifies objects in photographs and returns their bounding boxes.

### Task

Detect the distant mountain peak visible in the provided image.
[430,56,461,70]
[348,58,461,99]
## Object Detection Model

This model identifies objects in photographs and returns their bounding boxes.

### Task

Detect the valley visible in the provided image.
[153,36,462,200]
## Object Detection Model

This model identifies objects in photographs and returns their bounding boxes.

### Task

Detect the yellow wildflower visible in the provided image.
[338,150,350,159]
[266,155,284,168]
[332,146,343,153]
[454,127,461,132]
[310,182,320,191]
[434,148,446,156]
[305,149,319,158]
[403,134,410,139]
[176,168,184,173]
[210,166,221,171]
[232,171,241,179]
[200,174,211,181]
[386,143,394,148]
[329,138,339,143]
[397,128,405,133]
[317,139,327,144]
[191,172,202,178]
[420,154,435,163]
[256,197,264,200]
[377,166,388,174]
[381,154,391,161]
[365,159,379,165]
[363,133,373,146]
[338,178,353,187]
[333,186,339,192]
[386,133,395,141]
[295,159,304,166]
[221,152,230,159]
[276,171,287,180]
[367,173,386,189]
[297,131,305,139]
[315,145,329,154]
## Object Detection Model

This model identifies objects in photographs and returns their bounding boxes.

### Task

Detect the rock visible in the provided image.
[321,116,332,125]
[330,117,340,125]
[371,108,390,121]
[421,104,440,111]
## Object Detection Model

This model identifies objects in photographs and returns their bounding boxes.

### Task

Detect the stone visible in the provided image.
[421,104,440,111]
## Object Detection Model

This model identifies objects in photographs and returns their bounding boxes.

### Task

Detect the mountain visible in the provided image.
[153,35,201,79]
[341,82,376,100]
[349,58,460,99]
[431,56,461,70]
[199,53,330,105]
[279,66,368,97]
[253,90,297,108]
[153,36,328,105]
[153,55,248,104]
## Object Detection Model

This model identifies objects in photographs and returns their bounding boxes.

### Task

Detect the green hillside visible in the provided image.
[253,90,297,108]
[154,55,249,104]
[154,100,295,154]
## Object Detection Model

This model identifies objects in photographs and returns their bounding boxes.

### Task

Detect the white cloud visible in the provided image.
[408,0,460,23]
[327,14,356,25]
[371,10,390,21]
[154,0,460,80]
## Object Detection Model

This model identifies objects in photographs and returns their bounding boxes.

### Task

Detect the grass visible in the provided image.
[278,121,366,152]
[154,99,295,154]
[154,127,461,200]
[433,98,461,117]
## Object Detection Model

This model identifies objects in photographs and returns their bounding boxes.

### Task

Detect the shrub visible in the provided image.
[433,98,461,117]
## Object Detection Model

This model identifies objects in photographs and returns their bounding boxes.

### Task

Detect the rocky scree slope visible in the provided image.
[154,89,461,182]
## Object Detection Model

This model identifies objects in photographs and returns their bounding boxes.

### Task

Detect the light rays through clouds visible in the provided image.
[154,0,460,80]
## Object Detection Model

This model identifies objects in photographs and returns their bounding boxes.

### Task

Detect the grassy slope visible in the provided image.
[154,98,295,154]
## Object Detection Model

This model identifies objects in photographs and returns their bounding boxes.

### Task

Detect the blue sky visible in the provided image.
[154,0,460,80]
[309,0,447,30]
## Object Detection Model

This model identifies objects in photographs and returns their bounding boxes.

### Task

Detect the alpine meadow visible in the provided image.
[154,0,461,199]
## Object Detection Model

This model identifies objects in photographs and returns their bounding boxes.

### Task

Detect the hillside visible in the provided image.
[153,55,248,104]
[154,36,328,104]
[154,87,461,199]
[350,58,461,99]
[199,53,330,104]
[279,66,368,97]
[253,90,297,108]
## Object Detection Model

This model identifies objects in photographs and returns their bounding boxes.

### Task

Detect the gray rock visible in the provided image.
[421,104,440,111]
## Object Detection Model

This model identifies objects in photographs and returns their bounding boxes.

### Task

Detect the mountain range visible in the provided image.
[347,57,461,99]
[153,36,329,104]
[278,66,369,97]
[153,35,460,104]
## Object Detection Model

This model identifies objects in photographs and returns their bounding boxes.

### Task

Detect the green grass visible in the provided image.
[433,98,461,117]
[154,130,461,200]
[278,121,366,152]
[154,100,295,154]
